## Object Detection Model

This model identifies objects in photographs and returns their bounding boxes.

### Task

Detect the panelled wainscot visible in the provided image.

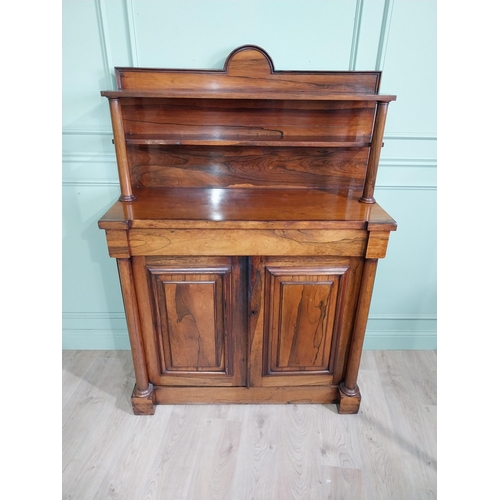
[98,46,397,415]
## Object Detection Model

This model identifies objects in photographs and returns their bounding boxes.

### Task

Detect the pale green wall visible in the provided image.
[62,0,436,350]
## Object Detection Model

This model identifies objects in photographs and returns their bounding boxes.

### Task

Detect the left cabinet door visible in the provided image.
[132,256,247,387]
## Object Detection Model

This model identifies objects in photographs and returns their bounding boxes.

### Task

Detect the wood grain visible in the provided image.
[120,98,376,144]
[133,256,247,387]
[360,102,389,203]
[278,404,321,500]
[103,89,397,101]
[266,269,342,374]
[109,99,135,201]
[101,45,395,206]
[62,351,99,410]
[116,259,150,393]
[250,256,363,389]
[128,228,368,257]
[317,403,363,469]
[372,351,437,499]
[353,367,408,499]
[404,350,437,406]
[153,273,225,371]
[366,231,391,259]
[97,44,397,414]
[318,466,366,500]
[274,280,335,371]
[137,405,206,499]
[95,403,172,498]
[343,259,378,393]
[125,135,372,148]
[113,45,385,95]
[154,386,338,404]
[98,187,397,231]
[104,230,129,258]
[62,353,130,471]
[128,145,369,190]
[186,418,242,500]
[230,405,280,499]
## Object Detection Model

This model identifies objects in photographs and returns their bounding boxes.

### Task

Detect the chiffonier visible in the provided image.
[98,45,397,415]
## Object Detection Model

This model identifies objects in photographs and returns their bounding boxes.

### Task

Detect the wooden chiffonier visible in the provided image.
[98,45,397,415]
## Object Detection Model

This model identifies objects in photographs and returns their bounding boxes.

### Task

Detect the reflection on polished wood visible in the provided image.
[98,188,397,229]
[128,146,370,190]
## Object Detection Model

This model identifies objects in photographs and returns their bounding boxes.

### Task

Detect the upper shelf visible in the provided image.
[101,89,396,102]
[101,46,396,204]
[125,134,372,148]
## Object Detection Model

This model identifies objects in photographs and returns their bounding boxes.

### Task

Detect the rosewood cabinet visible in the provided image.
[98,45,397,415]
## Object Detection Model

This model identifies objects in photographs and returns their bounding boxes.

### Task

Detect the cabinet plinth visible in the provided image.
[98,45,397,414]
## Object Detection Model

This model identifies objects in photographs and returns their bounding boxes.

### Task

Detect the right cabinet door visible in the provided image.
[248,256,365,388]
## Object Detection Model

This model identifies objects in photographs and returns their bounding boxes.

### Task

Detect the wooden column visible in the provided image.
[360,102,389,204]
[116,258,155,414]
[109,99,135,202]
[338,258,378,414]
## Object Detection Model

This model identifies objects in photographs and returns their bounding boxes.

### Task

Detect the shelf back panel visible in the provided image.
[120,98,376,143]
[128,145,368,193]
[116,45,381,95]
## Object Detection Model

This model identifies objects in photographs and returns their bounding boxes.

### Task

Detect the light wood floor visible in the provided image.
[62,350,436,500]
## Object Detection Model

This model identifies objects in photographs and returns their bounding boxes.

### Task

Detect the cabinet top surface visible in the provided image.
[98,188,396,231]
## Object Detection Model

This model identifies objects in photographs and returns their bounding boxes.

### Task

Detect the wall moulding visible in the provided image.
[62,312,436,350]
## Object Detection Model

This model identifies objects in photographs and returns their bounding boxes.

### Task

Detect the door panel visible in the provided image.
[133,256,247,387]
[155,273,225,372]
[249,257,362,387]
[269,272,338,372]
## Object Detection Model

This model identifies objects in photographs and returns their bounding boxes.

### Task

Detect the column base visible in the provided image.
[359,196,375,204]
[131,383,155,415]
[337,382,361,414]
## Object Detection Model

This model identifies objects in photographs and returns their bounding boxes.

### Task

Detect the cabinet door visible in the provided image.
[133,256,247,387]
[248,256,363,387]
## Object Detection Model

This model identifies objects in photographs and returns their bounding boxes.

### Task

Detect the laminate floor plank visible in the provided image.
[373,351,437,499]
[317,465,366,500]
[418,404,437,473]
[62,353,130,472]
[277,404,322,500]
[404,350,438,406]
[138,405,207,499]
[230,405,281,499]
[353,368,408,500]
[62,350,77,370]
[358,349,378,371]
[317,405,363,470]
[62,351,100,409]
[204,403,245,422]
[64,406,138,500]
[186,418,242,500]
[62,350,436,500]
[99,405,176,500]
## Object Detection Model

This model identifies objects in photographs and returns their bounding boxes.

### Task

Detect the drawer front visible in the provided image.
[128,229,368,256]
